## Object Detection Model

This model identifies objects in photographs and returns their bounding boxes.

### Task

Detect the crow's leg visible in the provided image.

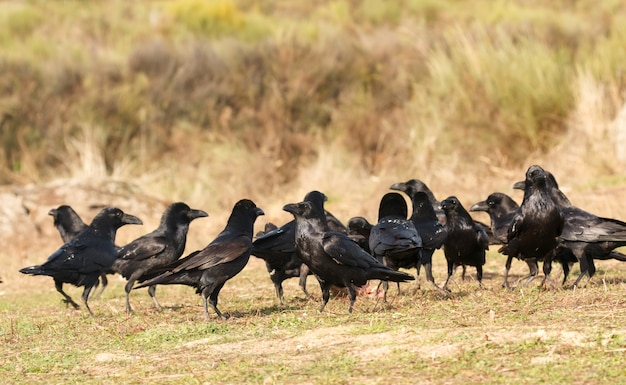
[148,285,161,310]
[55,280,79,310]
[347,284,357,313]
[298,264,310,298]
[442,261,456,292]
[91,273,108,299]
[81,285,95,316]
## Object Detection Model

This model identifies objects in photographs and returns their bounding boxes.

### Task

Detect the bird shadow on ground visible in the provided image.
[595,276,626,285]
[227,303,310,318]
[158,304,187,312]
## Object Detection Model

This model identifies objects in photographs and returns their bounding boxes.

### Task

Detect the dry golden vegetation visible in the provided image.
[1,1,625,194]
[2,0,626,383]
[2,0,626,272]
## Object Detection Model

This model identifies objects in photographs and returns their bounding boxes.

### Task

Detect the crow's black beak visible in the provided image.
[469,201,488,212]
[189,209,209,220]
[122,213,143,225]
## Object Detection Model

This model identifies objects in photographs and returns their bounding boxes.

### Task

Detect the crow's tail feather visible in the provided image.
[366,268,415,282]
[134,270,202,290]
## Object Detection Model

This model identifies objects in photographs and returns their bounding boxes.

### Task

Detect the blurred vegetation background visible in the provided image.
[1,0,625,220]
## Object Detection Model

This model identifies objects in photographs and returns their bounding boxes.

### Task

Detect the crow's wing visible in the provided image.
[321,231,379,269]
[172,236,251,273]
[117,235,168,261]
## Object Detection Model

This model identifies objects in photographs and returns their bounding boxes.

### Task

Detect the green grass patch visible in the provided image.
[3,256,626,384]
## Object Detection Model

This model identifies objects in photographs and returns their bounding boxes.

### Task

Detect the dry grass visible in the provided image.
[3,253,626,384]
[1,0,625,201]
[2,2,626,382]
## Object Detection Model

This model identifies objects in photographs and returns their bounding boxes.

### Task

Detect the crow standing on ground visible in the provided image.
[506,165,564,288]
[251,193,346,303]
[252,222,310,304]
[513,171,626,286]
[20,207,142,315]
[135,199,264,320]
[390,182,448,294]
[48,205,114,298]
[440,196,489,291]
[369,192,421,301]
[283,191,415,313]
[470,193,541,287]
[470,192,578,287]
[112,202,208,313]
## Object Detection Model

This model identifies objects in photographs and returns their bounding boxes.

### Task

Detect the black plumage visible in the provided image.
[470,193,540,287]
[471,192,578,287]
[440,196,489,291]
[283,191,415,313]
[252,222,310,304]
[20,207,142,315]
[513,171,626,286]
[391,179,445,223]
[48,205,115,298]
[506,165,564,288]
[347,216,373,254]
[135,199,264,320]
[112,202,208,313]
[470,193,519,245]
[369,192,421,301]
[325,210,349,234]
[251,192,345,303]
[390,182,448,293]
[49,205,88,243]
[470,193,536,286]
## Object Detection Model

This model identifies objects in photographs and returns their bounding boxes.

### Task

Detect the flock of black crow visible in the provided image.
[18,165,626,319]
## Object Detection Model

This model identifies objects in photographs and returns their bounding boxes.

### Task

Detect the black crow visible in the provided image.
[513,171,626,286]
[49,205,88,243]
[20,207,142,315]
[251,193,345,304]
[390,179,444,223]
[506,165,564,288]
[347,216,373,253]
[135,199,264,320]
[440,196,489,291]
[469,193,519,245]
[252,222,310,304]
[48,205,115,299]
[390,183,448,294]
[369,192,421,301]
[112,202,208,313]
[470,192,578,287]
[283,191,415,313]
[388,180,504,244]
[470,193,540,287]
